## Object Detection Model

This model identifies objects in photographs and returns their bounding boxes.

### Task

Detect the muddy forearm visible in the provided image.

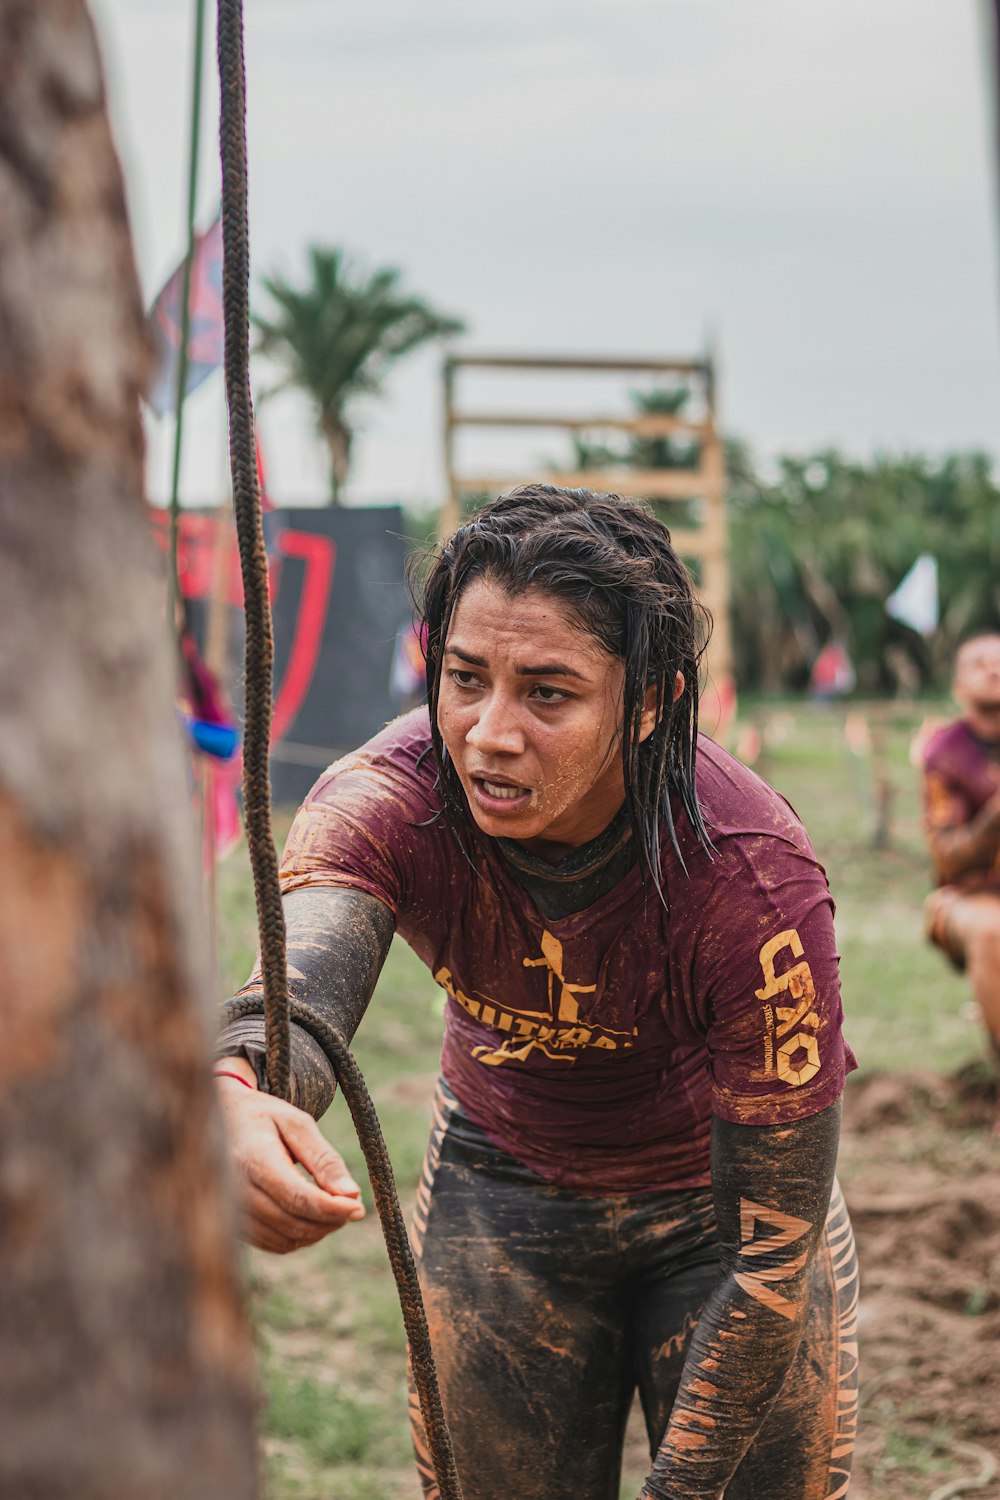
[216,887,395,1117]
[641,1104,841,1500]
[928,793,1000,883]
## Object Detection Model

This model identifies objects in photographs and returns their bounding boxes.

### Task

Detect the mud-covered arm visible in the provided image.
[929,780,995,882]
[640,1101,841,1500]
[216,886,396,1118]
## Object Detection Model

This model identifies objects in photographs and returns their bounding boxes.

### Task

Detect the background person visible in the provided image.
[923,632,1000,1088]
[213,486,859,1500]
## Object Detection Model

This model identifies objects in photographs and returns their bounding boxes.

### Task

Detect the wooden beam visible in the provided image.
[448,412,709,438]
[439,358,459,540]
[657,527,708,554]
[446,354,711,376]
[454,469,709,501]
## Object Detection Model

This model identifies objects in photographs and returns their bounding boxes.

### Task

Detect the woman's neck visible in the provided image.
[495,804,638,920]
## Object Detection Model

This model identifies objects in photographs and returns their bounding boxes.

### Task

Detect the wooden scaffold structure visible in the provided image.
[440,352,733,715]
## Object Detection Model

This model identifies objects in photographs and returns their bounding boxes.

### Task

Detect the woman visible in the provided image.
[216,486,859,1500]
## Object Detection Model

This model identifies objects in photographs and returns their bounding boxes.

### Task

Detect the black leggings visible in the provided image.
[409,1084,859,1500]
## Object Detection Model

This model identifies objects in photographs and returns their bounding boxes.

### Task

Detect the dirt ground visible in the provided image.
[836,1064,1000,1500]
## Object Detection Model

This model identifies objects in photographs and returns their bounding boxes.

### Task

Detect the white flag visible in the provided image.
[886,554,938,635]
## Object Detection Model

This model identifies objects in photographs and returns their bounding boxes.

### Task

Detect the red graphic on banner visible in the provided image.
[150,510,335,745]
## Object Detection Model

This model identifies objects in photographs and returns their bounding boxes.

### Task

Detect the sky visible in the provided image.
[93,0,1000,510]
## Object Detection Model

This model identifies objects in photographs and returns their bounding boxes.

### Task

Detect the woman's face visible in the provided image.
[437,578,656,859]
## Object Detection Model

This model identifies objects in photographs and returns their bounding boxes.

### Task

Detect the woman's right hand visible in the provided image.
[215,1065,366,1254]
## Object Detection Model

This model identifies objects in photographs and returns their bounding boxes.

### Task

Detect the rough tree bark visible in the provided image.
[0,5,258,1497]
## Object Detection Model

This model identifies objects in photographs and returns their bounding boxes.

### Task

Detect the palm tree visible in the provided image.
[254,247,466,502]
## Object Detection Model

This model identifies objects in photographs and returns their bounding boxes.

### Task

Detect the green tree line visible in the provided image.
[728,443,1000,694]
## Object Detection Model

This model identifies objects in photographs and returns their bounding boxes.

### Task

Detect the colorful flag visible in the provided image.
[145,214,224,416]
[886,555,938,636]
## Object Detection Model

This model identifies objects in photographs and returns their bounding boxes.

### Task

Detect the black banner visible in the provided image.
[154,504,417,805]
[268,506,413,802]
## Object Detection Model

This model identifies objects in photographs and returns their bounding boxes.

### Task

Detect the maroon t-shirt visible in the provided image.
[280,710,855,1193]
[923,719,1000,891]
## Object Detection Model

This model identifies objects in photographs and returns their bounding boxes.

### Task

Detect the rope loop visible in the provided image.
[222,995,463,1500]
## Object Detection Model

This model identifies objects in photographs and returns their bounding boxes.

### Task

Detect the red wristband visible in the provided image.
[213,1068,255,1089]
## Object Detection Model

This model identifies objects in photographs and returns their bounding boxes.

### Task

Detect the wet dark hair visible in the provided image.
[411,484,713,896]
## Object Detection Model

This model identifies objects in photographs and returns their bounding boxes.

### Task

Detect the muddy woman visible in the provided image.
[215,485,859,1500]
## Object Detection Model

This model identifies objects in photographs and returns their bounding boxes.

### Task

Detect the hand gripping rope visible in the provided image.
[214,6,462,1496]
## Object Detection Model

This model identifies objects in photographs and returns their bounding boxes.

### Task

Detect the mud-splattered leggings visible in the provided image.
[409,1084,859,1500]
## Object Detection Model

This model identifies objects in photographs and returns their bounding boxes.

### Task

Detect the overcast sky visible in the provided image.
[93,0,1000,509]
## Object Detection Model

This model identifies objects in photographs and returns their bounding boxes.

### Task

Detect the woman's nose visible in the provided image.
[466,694,525,756]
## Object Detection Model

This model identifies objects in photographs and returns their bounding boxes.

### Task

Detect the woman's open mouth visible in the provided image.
[470,775,533,812]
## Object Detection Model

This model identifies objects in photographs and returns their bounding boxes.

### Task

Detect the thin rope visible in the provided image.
[215,6,462,1495]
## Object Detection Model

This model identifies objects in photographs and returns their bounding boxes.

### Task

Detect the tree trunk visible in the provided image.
[320,412,351,504]
[0,6,258,1497]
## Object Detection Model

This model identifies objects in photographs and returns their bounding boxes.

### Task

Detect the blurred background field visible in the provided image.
[216,697,991,1500]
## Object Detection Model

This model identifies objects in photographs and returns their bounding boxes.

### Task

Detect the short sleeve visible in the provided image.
[279,752,435,916]
[697,842,856,1127]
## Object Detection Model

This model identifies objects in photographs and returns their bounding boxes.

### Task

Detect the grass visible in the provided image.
[213,697,985,1500]
[873,1420,957,1483]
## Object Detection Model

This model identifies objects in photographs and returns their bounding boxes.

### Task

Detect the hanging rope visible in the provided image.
[217,0,289,1098]
[215,4,462,1496]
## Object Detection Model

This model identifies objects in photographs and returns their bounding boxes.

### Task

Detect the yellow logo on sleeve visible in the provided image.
[755,929,821,1087]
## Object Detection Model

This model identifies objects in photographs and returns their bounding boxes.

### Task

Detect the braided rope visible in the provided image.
[217,0,289,1099]
[224,996,463,1500]
[215,6,462,1494]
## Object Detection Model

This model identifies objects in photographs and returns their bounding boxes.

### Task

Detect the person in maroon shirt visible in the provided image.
[215,486,859,1500]
[923,632,1000,1088]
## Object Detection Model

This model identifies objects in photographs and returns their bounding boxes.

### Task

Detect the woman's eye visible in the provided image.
[449,669,481,689]
[530,684,568,704]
